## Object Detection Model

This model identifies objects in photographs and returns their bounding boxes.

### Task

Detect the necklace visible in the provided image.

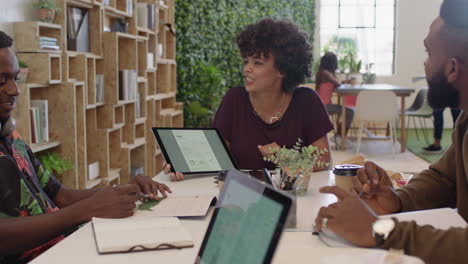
[252,93,287,124]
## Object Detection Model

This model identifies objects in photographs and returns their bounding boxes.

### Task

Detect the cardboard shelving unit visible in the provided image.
[13,0,181,188]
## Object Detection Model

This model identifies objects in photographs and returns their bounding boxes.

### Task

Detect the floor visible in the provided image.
[328,136,430,175]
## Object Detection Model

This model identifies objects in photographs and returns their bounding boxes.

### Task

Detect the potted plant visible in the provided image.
[347,55,363,85]
[17,60,29,84]
[34,0,61,23]
[263,138,328,196]
[38,153,74,179]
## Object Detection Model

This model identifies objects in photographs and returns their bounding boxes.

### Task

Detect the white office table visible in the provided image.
[31,171,422,264]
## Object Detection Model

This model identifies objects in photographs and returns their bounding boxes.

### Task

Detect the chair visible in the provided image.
[355,90,398,153]
[403,88,433,144]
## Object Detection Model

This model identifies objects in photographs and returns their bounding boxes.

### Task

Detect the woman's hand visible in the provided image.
[164,164,185,181]
[258,142,281,158]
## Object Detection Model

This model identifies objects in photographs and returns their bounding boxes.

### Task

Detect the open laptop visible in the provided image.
[195,169,292,264]
[152,128,239,176]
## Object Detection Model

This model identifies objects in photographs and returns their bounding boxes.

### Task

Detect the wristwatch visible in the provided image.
[372,218,396,247]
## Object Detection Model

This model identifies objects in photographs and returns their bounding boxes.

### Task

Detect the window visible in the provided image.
[320,0,396,75]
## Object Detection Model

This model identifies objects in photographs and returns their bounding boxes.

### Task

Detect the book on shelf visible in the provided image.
[136,4,155,30]
[67,7,89,52]
[30,100,49,143]
[148,4,155,30]
[130,166,144,178]
[147,53,154,68]
[118,70,138,101]
[39,36,57,42]
[135,92,141,118]
[88,162,100,180]
[30,109,37,144]
[127,0,133,16]
[136,3,148,28]
[30,107,41,144]
[92,216,193,254]
[39,45,60,50]
[95,74,105,103]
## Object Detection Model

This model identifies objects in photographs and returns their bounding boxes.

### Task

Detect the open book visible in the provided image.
[135,195,217,217]
[318,207,467,247]
[92,216,194,254]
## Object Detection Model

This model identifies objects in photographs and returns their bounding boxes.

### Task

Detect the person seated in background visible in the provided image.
[315,1,468,263]
[0,31,171,264]
[315,52,355,136]
[166,18,333,181]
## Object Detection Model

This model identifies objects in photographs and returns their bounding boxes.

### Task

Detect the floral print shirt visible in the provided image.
[0,132,64,263]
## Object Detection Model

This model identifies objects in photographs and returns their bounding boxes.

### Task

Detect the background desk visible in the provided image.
[337,84,415,152]
[30,171,420,264]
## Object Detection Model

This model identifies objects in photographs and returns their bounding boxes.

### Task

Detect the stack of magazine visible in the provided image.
[39,36,59,50]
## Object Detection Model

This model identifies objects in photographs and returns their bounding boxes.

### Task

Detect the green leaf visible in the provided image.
[137,198,165,211]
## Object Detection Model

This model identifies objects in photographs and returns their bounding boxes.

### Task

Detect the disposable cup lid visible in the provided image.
[333,164,364,176]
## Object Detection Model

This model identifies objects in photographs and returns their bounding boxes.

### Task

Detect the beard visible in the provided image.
[427,72,460,109]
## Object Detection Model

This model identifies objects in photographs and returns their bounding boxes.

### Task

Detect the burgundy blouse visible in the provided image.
[212,86,333,170]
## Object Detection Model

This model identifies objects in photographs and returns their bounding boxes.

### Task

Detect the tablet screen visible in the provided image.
[152,128,238,174]
[196,170,291,264]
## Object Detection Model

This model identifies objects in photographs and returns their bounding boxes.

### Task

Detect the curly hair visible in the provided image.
[0,31,13,49]
[235,18,313,92]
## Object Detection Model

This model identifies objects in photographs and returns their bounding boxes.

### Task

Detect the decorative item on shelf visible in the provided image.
[34,0,61,23]
[17,60,29,84]
[263,138,329,196]
[38,152,74,177]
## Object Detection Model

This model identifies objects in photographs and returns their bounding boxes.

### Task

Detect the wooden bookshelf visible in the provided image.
[14,0,181,188]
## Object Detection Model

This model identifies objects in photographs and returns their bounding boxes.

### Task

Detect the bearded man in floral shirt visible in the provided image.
[0,31,171,263]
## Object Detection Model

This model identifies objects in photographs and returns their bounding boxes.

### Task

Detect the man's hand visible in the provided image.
[82,184,139,220]
[258,142,281,158]
[164,164,185,181]
[315,186,377,247]
[353,161,402,215]
[130,174,172,199]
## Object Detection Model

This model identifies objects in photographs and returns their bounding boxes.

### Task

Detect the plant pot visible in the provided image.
[17,68,29,84]
[279,169,312,197]
[348,73,363,86]
[38,8,55,23]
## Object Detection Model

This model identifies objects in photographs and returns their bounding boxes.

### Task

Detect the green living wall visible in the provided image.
[175,0,316,127]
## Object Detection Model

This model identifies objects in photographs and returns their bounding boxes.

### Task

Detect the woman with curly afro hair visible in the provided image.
[165,19,333,181]
[212,18,333,171]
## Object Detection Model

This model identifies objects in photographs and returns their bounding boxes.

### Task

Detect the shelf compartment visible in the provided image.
[115,105,125,125]
[75,83,87,189]
[156,62,170,93]
[122,103,136,144]
[30,141,61,153]
[130,144,146,179]
[147,70,157,96]
[161,95,175,109]
[137,38,148,77]
[137,81,147,118]
[17,53,62,84]
[14,22,62,53]
[87,57,97,105]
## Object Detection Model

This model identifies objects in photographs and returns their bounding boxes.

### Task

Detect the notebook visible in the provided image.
[195,169,292,264]
[152,128,239,175]
[92,216,193,254]
[318,207,467,248]
[134,195,217,217]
